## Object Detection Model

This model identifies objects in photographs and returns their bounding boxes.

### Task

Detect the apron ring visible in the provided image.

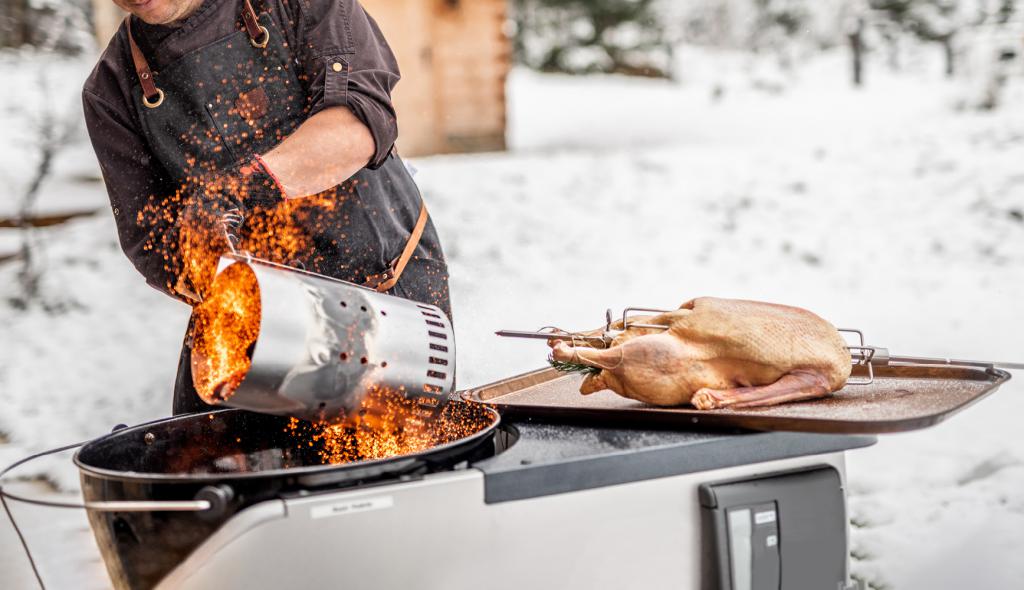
[143,88,165,109]
[250,25,270,49]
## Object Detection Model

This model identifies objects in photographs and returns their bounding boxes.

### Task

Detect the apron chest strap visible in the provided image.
[125,0,267,108]
[125,17,162,107]
[364,200,430,293]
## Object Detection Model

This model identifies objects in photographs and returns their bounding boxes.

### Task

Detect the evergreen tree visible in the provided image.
[514,0,674,77]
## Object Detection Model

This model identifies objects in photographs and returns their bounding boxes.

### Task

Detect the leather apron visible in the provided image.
[124,1,451,414]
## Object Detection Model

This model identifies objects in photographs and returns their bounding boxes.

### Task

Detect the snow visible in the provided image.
[2,47,1023,589]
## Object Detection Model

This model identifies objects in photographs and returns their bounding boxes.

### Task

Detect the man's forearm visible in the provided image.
[259,107,376,198]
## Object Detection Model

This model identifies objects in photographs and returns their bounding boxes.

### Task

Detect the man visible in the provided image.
[83,0,450,414]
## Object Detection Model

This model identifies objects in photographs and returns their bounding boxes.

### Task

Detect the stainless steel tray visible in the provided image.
[461,365,1011,434]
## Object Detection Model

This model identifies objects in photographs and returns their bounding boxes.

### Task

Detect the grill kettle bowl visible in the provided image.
[73,404,501,589]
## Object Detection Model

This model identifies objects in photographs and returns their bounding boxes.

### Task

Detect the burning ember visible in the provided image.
[141,186,343,300]
[235,194,339,265]
[190,262,262,403]
[288,390,494,466]
[188,261,479,467]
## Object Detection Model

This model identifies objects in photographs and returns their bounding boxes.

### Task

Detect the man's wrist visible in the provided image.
[225,156,287,208]
[251,155,293,198]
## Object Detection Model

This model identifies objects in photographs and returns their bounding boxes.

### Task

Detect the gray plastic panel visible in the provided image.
[700,467,847,590]
[474,419,874,503]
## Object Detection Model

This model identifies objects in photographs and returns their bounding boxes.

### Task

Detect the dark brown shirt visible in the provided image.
[82,0,400,296]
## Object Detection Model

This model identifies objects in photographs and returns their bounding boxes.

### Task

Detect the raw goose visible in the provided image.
[549,297,851,409]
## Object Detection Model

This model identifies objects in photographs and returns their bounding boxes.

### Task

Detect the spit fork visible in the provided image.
[496,307,1024,385]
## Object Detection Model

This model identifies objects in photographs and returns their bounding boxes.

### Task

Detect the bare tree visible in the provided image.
[10,72,81,308]
[5,0,91,309]
[848,15,867,85]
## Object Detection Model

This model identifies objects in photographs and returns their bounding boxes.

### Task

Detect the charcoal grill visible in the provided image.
[3,395,874,590]
[40,406,866,590]
[70,401,502,589]
[4,295,1015,590]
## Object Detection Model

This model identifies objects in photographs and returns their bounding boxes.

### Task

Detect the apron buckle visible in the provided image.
[362,201,430,293]
[250,25,270,49]
[364,263,398,293]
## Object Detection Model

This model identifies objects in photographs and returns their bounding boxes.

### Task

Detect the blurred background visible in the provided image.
[1,1,1023,588]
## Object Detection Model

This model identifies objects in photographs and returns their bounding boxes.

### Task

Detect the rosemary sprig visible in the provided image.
[548,356,601,376]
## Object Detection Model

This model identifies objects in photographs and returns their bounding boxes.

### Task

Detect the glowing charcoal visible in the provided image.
[287,392,496,466]
[190,262,262,403]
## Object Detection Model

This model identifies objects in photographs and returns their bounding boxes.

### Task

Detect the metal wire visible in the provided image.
[621,307,673,330]
[0,438,211,590]
[0,440,88,590]
[839,328,875,385]
[1,491,45,589]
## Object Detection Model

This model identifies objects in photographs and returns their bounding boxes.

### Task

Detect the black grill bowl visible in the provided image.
[74,402,500,589]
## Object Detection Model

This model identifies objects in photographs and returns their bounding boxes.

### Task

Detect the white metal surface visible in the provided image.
[159,452,848,590]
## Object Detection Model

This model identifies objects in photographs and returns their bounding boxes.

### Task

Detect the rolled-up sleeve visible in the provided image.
[83,89,186,300]
[295,0,401,169]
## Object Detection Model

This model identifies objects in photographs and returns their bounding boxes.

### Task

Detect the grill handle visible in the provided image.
[0,437,217,513]
[1,433,227,590]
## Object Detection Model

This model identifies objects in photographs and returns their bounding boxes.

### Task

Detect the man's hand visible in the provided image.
[174,159,286,302]
[200,158,286,210]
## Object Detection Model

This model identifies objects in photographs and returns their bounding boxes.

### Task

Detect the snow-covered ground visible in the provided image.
[2,47,1023,589]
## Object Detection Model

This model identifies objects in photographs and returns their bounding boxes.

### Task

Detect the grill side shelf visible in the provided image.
[460,366,1010,435]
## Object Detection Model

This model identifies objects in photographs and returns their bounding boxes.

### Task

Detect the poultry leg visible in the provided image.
[691,370,832,410]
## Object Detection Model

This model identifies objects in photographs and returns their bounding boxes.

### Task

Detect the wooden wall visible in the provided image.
[363,0,509,155]
[91,0,510,157]
[91,0,123,48]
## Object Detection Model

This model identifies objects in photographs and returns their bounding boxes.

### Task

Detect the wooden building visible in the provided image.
[91,0,510,156]
[365,0,509,155]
